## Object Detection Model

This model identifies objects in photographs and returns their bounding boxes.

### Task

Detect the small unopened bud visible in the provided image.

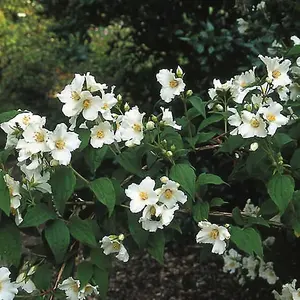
[176,66,184,78]
[146,121,155,130]
[170,144,176,151]
[209,6,214,15]
[28,265,37,276]
[118,234,125,241]
[117,94,122,102]
[124,102,130,111]
[50,159,59,167]
[166,151,173,157]
[162,149,167,155]
[160,176,169,183]
[161,139,167,146]
[266,77,272,84]
[235,153,240,159]
[151,115,158,122]
[215,104,224,112]
[186,89,193,97]
[245,104,252,112]
[250,142,259,152]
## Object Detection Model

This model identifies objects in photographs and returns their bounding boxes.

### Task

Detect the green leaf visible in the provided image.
[32,263,53,290]
[44,219,70,263]
[273,133,294,148]
[77,261,94,286]
[287,45,300,56]
[93,267,109,300]
[197,173,226,186]
[232,207,245,226]
[247,216,270,228]
[84,145,108,173]
[290,148,300,171]
[193,202,209,222]
[198,114,223,131]
[188,96,206,118]
[169,163,196,198]
[50,166,76,214]
[0,149,12,164]
[77,129,90,151]
[267,174,295,213]
[186,132,215,148]
[90,248,111,271]
[0,170,11,216]
[219,135,245,154]
[89,178,116,216]
[20,203,57,227]
[68,216,97,247]
[0,221,21,266]
[230,226,263,257]
[160,127,183,150]
[127,211,149,248]
[0,110,19,123]
[210,197,227,207]
[147,231,165,264]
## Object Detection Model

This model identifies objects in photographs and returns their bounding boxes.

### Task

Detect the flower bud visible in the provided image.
[160,176,169,183]
[176,66,183,78]
[50,159,59,167]
[186,90,193,97]
[250,142,259,151]
[28,265,37,276]
[170,144,176,151]
[151,115,158,122]
[146,121,155,130]
[235,153,240,159]
[161,139,167,146]
[166,151,173,157]
[266,77,272,84]
[215,104,224,112]
[118,234,125,241]
[245,104,252,112]
[117,94,122,102]
[124,102,130,111]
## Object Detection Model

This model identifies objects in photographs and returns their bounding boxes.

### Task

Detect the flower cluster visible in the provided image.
[100,234,129,262]
[273,279,300,300]
[125,176,187,232]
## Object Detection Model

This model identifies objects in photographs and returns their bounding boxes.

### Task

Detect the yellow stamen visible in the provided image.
[71,91,81,101]
[132,124,142,132]
[266,113,276,122]
[169,80,179,88]
[34,132,45,142]
[83,99,91,109]
[22,116,31,125]
[55,139,65,150]
[209,229,219,240]
[272,70,281,79]
[139,191,148,200]
[102,103,109,110]
[0,281,2,291]
[10,207,17,216]
[240,81,247,88]
[150,206,156,216]
[250,118,260,128]
[112,241,121,250]
[97,130,105,138]
[164,189,173,199]
[71,283,79,293]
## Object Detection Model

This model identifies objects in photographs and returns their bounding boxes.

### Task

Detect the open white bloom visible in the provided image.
[277,86,289,102]
[156,69,185,103]
[291,35,300,45]
[242,199,260,217]
[119,106,145,146]
[20,165,52,194]
[259,260,278,284]
[222,249,242,274]
[101,235,129,262]
[157,179,187,208]
[99,92,118,121]
[259,55,291,88]
[259,102,288,136]
[78,284,99,299]
[15,273,36,294]
[237,18,249,34]
[208,79,233,108]
[78,91,101,121]
[238,111,267,138]
[47,123,81,165]
[85,72,107,92]
[242,256,259,279]
[228,108,242,135]
[58,277,81,300]
[0,267,18,300]
[139,204,178,232]
[160,107,181,130]
[90,121,114,148]
[273,280,297,300]
[196,221,230,255]
[256,1,265,10]
[125,176,158,213]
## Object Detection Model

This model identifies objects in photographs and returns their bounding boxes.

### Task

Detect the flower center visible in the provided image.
[8,186,13,197]
[132,123,142,132]
[0,281,2,292]
[266,113,276,122]
[55,139,65,150]
[102,103,109,110]
[164,189,173,199]
[139,191,148,200]
[10,207,17,216]
[22,116,31,125]
[240,81,247,88]
[250,118,260,128]
[34,132,45,142]
[150,206,156,216]
[169,79,179,88]
[71,91,81,101]
[83,99,91,109]
[209,229,219,240]
[97,130,105,139]
[272,70,281,79]
[72,283,79,293]
[112,241,121,250]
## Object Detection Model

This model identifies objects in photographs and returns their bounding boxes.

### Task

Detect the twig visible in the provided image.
[195,144,221,151]
[120,165,148,187]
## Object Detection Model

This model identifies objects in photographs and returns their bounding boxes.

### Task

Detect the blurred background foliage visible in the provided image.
[1,0,300,117]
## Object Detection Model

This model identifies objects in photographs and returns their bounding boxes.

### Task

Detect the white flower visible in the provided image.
[119,106,145,146]
[268,40,283,56]
[0,267,18,300]
[291,35,300,45]
[85,72,107,92]
[238,111,267,138]
[20,165,52,194]
[208,79,233,108]
[263,236,275,247]
[259,55,291,88]
[78,91,102,121]
[78,284,99,299]
[98,92,118,121]
[228,108,242,135]
[125,177,158,213]
[277,86,289,101]
[196,221,230,255]
[58,277,81,300]
[273,279,297,300]
[259,102,288,136]
[256,1,265,10]
[113,114,123,143]
[47,123,81,165]
[250,142,259,151]
[156,69,185,103]
[139,204,179,232]
[15,273,36,294]
[90,121,114,148]
[258,260,278,284]
[160,107,181,130]
[290,83,300,101]
[222,249,242,274]
[101,235,129,262]
[237,18,249,34]
[157,179,187,208]
[242,256,259,279]
[242,199,260,217]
